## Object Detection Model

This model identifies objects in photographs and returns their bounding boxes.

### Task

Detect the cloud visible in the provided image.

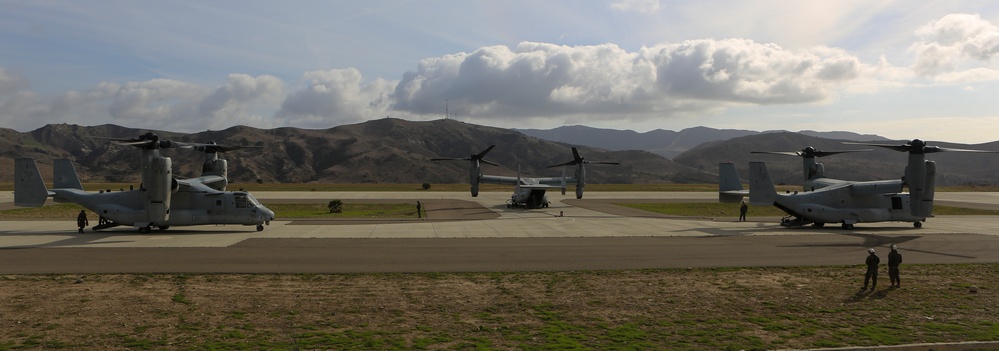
[0,73,287,132]
[608,0,662,14]
[0,68,30,95]
[392,39,867,126]
[276,68,397,126]
[910,13,999,77]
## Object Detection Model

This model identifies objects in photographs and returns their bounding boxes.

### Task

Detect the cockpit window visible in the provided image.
[234,194,249,209]
[234,193,260,209]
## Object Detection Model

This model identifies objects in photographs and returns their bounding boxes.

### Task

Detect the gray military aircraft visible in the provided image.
[720,139,997,229]
[432,146,619,208]
[14,132,275,233]
[750,146,872,191]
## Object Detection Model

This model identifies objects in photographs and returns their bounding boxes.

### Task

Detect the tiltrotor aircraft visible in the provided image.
[432,145,619,208]
[720,139,997,229]
[14,132,275,233]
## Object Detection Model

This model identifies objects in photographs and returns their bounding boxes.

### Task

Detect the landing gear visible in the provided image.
[913,221,923,228]
[158,225,170,231]
[138,226,151,234]
[256,224,264,231]
[841,223,854,230]
[812,222,825,228]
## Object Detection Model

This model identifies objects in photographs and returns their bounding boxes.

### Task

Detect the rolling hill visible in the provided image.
[1,119,712,185]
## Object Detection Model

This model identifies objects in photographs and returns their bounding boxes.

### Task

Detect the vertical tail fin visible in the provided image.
[53,159,84,190]
[748,161,778,206]
[14,158,49,207]
[718,162,745,203]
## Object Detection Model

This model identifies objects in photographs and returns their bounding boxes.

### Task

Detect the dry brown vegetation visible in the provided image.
[2,264,997,350]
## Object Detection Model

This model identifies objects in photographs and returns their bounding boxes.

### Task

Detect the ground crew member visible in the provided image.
[416,201,422,218]
[76,210,89,234]
[739,201,748,221]
[888,244,902,288]
[862,248,879,291]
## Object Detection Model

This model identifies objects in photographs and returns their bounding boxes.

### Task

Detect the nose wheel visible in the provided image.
[256,224,264,231]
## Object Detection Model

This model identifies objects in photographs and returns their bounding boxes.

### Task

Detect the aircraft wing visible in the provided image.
[479,175,520,185]
[176,176,225,193]
[518,184,565,190]
[719,189,749,203]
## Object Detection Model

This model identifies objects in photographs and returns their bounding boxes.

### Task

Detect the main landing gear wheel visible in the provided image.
[914,221,923,228]
[158,225,170,231]
[841,223,854,230]
[138,226,151,234]
[256,224,264,231]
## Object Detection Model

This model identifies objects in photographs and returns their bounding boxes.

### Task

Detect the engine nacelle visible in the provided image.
[145,156,172,223]
[916,161,936,218]
[469,160,481,197]
[575,164,586,199]
[203,158,228,178]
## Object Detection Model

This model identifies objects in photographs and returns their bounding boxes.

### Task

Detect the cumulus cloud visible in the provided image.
[276,68,396,127]
[910,13,999,77]
[392,39,867,125]
[0,72,287,132]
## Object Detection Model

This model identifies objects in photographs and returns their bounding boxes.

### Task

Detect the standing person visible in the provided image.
[416,201,422,218]
[739,201,748,222]
[888,244,903,288]
[862,248,880,291]
[76,210,89,234]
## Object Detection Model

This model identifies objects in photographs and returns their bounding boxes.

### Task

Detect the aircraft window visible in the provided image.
[891,197,903,210]
[234,194,249,209]
[246,194,261,207]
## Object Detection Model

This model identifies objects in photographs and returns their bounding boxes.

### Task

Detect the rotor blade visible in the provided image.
[587,161,621,165]
[430,157,467,161]
[547,161,576,168]
[475,145,496,159]
[812,150,872,157]
[925,146,999,154]
[571,147,581,162]
[480,159,501,167]
[842,141,912,152]
[750,151,803,157]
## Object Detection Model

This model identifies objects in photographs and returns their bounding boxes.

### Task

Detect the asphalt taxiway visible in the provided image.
[1,191,997,273]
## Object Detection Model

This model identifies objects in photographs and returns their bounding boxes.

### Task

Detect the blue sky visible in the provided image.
[3,0,999,143]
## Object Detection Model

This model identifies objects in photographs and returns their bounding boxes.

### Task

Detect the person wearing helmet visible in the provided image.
[862,248,880,291]
[888,244,903,288]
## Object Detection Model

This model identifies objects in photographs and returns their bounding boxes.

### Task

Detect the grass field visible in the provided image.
[0,265,996,350]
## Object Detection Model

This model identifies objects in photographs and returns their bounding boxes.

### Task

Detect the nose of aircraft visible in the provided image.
[259,205,276,222]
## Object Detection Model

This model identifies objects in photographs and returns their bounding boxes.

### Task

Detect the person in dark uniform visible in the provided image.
[862,248,880,291]
[888,244,903,288]
[416,201,422,218]
[76,210,89,234]
[739,201,748,221]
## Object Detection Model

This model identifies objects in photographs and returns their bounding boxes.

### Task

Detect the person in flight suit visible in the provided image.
[862,248,880,291]
[888,244,903,288]
[76,210,89,234]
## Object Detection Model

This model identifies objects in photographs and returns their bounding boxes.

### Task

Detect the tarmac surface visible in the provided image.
[1,191,998,273]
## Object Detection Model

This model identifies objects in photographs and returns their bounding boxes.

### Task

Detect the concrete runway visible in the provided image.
[1,191,997,273]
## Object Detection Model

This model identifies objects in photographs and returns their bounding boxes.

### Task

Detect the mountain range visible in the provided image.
[3,119,997,187]
[516,125,888,158]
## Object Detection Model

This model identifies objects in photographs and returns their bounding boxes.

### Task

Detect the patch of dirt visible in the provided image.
[1,265,997,350]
